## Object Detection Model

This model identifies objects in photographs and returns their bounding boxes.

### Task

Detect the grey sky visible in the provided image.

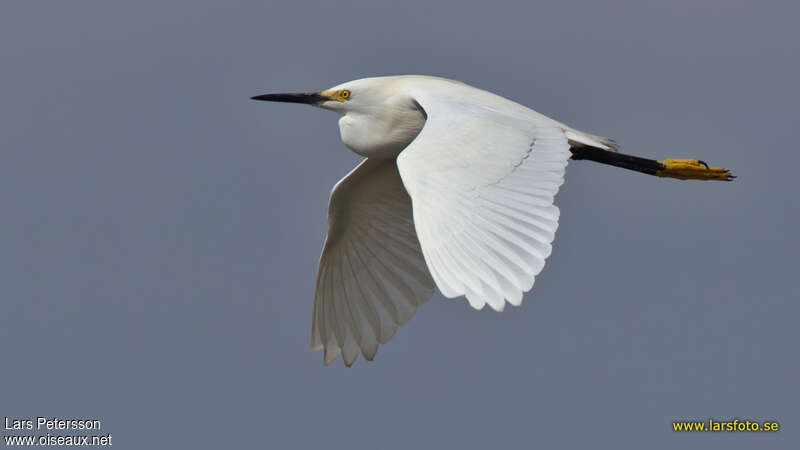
[1,0,797,448]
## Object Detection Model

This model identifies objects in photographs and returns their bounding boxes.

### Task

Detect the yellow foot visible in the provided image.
[656,158,735,181]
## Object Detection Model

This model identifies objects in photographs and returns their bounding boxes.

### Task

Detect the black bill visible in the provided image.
[250,92,326,104]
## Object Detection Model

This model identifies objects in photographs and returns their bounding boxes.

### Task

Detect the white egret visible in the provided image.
[251,75,734,366]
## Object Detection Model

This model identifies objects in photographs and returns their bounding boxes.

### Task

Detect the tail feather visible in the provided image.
[564,129,618,152]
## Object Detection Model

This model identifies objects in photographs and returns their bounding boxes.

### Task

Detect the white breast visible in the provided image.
[338,101,426,158]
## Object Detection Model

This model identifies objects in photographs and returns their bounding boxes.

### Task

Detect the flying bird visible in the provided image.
[251,75,734,366]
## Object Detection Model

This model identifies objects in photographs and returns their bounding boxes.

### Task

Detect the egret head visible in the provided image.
[250,81,365,113]
[250,78,407,115]
[251,77,426,157]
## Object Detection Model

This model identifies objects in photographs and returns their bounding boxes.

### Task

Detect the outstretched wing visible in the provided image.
[397,85,571,311]
[312,158,435,366]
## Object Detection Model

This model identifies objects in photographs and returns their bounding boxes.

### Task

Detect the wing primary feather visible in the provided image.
[347,237,404,326]
[449,232,506,310]
[338,248,366,342]
[327,253,348,352]
[474,209,552,261]
[312,157,436,365]
[337,253,364,367]
[462,220,534,290]
[460,225,525,302]
[437,237,491,304]
[342,239,383,340]
[351,230,420,313]
[363,224,434,290]
[423,247,462,297]
[317,260,333,349]
[311,260,326,351]
[479,203,557,245]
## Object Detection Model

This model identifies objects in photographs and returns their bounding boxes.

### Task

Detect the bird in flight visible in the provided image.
[251,75,734,366]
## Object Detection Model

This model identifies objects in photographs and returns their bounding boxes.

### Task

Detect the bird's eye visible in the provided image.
[340,90,351,99]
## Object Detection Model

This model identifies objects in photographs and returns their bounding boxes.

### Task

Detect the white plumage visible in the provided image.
[254,76,618,366]
[311,157,434,365]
